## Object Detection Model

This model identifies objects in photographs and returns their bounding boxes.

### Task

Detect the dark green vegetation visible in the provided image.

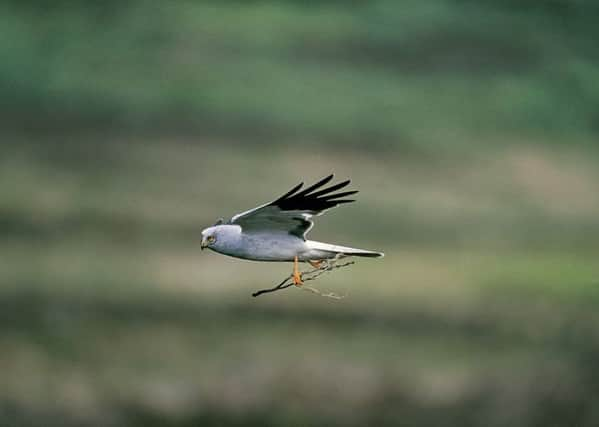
[3,1,599,149]
[2,1,599,426]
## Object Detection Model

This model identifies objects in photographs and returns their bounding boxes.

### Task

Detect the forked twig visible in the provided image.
[251,256,355,298]
[251,276,294,297]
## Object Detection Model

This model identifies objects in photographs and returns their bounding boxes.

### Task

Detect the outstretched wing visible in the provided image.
[228,175,358,239]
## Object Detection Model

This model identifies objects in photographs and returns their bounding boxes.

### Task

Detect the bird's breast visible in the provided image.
[217,232,306,262]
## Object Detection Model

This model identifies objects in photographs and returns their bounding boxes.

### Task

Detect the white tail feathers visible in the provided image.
[306,240,384,258]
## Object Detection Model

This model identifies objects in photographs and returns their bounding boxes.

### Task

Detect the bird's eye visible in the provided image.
[207,235,216,243]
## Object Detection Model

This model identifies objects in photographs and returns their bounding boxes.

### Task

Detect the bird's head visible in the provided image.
[200,224,240,252]
[200,226,219,250]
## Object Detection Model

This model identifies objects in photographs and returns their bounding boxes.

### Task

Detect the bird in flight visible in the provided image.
[201,175,384,286]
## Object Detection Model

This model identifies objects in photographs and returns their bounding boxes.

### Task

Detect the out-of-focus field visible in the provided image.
[3,139,599,426]
[2,1,599,426]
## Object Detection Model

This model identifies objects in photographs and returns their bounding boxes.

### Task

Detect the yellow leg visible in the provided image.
[292,256,303,286]
[308,260,323,269]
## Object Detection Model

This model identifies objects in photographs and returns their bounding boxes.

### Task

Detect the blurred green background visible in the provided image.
[2,1,599,426]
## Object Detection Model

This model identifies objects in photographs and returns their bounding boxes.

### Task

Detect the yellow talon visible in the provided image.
[293,255,303,286]
[308,260,323,269]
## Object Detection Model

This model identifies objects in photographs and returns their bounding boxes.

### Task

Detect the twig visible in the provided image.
[251,256,355,298]
[251,276,294,297]
[301,285,346,299]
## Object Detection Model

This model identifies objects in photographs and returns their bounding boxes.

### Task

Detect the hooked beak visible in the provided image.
[200,238,208,250]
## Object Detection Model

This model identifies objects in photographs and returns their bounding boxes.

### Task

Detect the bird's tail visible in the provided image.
[306,240,384,258]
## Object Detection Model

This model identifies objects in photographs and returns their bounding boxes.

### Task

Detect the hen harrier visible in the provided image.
[201,175,384,286]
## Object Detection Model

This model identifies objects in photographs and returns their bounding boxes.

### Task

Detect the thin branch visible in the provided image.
[301,285,346,299]
[251,256,355,298]
[251,276,294,297]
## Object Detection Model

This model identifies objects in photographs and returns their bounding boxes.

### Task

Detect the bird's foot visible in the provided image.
[293,255,303,286]
[293,271,303,286]
[308,260,325,270]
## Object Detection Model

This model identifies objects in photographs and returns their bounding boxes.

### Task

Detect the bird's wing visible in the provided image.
[228,175,358,239]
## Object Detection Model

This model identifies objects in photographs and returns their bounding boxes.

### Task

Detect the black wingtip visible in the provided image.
[309,179,351,198]
[271,175,357,212]
[275,181,304,202]
[295,174,334,198]
[320,190,359,201]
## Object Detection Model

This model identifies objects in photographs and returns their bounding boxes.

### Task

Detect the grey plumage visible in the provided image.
[201,175,384,262]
